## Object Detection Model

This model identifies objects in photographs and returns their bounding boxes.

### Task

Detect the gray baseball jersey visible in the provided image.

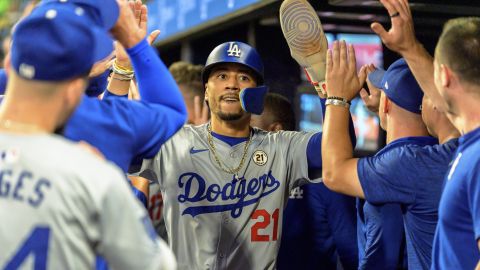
[141,123,319,270]
[0,133,176,270]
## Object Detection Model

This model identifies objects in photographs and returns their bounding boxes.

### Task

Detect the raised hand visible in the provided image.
[360,64,381,113]
[111,0,145,48]
[325,41,367,101]
[371,0,418,55]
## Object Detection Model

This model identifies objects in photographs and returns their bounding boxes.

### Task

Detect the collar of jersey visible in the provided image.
[211,131,249,147]
[458,126,480,151]
[376,136,438,156]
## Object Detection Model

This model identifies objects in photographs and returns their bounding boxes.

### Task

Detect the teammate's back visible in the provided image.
[0,134,175,269]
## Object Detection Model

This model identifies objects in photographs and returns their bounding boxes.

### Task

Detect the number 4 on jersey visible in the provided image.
[4,227,50,270]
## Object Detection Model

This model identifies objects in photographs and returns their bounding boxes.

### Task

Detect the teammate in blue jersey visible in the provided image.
[0,0,187,172]
[251,93,358,269]
[0,3,176,269]
[322,39,460,269]
[368,0,480,268]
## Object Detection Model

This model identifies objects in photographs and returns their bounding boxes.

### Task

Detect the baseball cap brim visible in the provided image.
[368,68,386,89]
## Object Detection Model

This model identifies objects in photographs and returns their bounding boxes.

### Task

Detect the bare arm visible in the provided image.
[371,0,448,111]
[321,40,365,198]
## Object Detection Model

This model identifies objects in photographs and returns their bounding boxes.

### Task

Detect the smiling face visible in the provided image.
[204,63,257,121]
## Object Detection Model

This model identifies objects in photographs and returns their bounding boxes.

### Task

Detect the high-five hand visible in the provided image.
[325,40,367,101]
[371,0,418,55]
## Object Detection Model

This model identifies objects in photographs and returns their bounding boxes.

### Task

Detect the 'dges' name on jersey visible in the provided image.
[177,170,280,218]
[0,169,51,207]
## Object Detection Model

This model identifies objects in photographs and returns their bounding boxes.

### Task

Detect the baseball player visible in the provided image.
[0,3,175,269]
[140,41,325,269]
[367,0,480,268]
[251,93,358,269]
[321,39,459,269]
[278,1,407,268]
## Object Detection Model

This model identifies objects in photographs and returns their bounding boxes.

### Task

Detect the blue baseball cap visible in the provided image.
[11,3,114,81]
[40,0,119,30]
[368,58,423,114]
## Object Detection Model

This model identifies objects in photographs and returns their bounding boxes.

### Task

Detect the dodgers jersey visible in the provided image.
[0,133,175,270]
[358,136,458,270]
[432,127,480,269]
[141,123,318,270]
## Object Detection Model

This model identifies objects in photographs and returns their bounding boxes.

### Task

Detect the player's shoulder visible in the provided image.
[38,135,125,182]
[251,127,314,143]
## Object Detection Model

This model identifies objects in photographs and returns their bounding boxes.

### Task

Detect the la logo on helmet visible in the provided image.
[227,42,242,57]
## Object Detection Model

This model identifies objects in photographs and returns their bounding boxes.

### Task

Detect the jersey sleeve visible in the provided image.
[96,168,176,270]
[279,131,318,191]
[357,147,416,205]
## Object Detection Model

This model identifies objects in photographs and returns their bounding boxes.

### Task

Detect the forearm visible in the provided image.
[402,42,447,111]
[322,106,354,185]
[127,39,187,115]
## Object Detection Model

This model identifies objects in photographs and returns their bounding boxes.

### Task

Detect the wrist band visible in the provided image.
[112,60,134,77]
[325,98,350,108]
[327,96,351,105]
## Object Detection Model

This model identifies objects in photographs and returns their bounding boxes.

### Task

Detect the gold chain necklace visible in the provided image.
[207,123,252,178]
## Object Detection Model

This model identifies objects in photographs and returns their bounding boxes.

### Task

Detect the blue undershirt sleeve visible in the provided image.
[86,70,109,97]
[126,39,187,116]
[103,90,128,99]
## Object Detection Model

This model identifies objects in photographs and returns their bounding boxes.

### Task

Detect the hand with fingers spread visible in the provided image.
[111,0,159,49]
[113,1,160,68]
[325,41,367,102]
[360,64,381,113]
[371,0,419,55]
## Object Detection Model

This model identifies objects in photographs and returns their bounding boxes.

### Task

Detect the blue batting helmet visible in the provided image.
[201,41,264,85]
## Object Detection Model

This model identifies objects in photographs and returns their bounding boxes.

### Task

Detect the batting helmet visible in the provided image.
[201,41,264,85]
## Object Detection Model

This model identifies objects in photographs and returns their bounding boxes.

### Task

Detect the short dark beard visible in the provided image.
[217,111,244,121]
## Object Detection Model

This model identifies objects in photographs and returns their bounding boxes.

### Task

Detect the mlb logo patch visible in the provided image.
[0,148,20,164]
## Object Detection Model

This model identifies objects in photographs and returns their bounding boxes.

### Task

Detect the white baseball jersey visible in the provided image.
[0,133,176,270]
[141,124,319,270]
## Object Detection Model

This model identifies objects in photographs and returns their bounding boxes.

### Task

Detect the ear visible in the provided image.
[204,83,209,101]
[440,64,451,88]
[383,96,391,114]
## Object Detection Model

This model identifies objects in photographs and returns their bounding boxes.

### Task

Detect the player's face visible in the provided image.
[205,63,257,121]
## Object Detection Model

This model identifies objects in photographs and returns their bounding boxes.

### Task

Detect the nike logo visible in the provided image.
[190,147,209,154]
